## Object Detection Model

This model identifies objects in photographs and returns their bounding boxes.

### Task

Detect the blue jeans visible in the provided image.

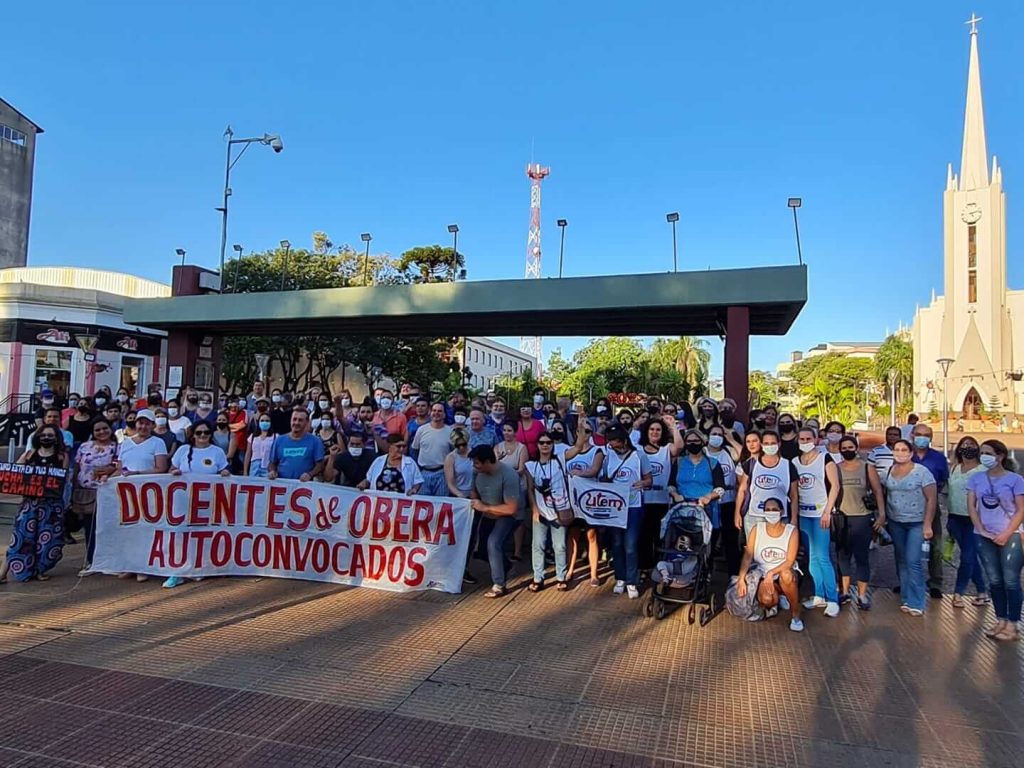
[799,516,838,602]
[888,520,926,611]
[610,507,644,586]
[532,518,568,582]
[977,533,1023,622]
[486,516,517,588]
[946,514,987,595]
[420,469,448,497]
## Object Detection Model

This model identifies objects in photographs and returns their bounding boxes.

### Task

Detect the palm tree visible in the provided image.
[653,336,711,397]
[874,334,913,402]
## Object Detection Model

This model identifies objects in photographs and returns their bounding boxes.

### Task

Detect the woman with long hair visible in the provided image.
[495,421,529,562]
[694,398,720,437]
[884,439,937,616]
[946,436,989,608]
[1,426,69,583]
[793,426,842,616]
[244,412,276,478]
[639,416,683,577]
[564,420,606,586]
[967,439,1024,641]
[835,435,886,610]
[603,425,653,599]
[72,418,119,576]
[735,430,799,538]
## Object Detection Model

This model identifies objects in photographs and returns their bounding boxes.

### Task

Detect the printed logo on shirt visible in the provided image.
[760,546,786,562]
[981,493,1000,510]
[282,447,308,458]
[203,458,213,466]
[649,460,665,477]
[798,474,816,490]
[614,468,632,482]
[754,474,780,490]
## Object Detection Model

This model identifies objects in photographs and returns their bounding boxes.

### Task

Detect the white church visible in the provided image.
[912,20,1021,419]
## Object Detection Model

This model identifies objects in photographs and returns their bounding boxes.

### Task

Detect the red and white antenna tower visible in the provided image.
[522,162,550,364]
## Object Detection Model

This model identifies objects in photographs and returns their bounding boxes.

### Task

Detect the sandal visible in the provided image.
[35,574,50,582]
[994,627,1020,642]
[588,578,600,588]
[556,581,569,591]
[528,581,544,592]
[483,586,507,599]
[952,594,966,608]
[971,594,991,606]
[984,622,1005,638]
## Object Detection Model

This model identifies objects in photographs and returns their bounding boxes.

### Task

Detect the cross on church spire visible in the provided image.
[965,13,982,34]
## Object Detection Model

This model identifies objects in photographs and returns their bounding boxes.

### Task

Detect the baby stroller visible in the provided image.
[642,502,716,625]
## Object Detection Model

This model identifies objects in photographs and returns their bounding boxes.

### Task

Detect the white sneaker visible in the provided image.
[823,601,840,618]
[779,595,790,610]
[613,580,626,595]
[626,585,640,599]
[764,606,779,620]
[803,596,827,610]
[790,617,805,632]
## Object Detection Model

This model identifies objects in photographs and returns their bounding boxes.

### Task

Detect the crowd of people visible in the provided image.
[2,383,1021,641]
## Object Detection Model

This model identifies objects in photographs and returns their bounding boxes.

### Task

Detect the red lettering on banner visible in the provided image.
[238,484,266,526]
[191,530,213,566]
[331,541,349,574]
[387,547,406,582]
[168,531,188,568]
[213,483,237,526]
[141,482,163,523]
[288,488,312,532]
[435,503,456,545]
[411,501,433,542]
[311,539,330,572]
[234,532,252,566]
[293,538,314,571]
[210,531,232,567]
[273,535,294,570]
[314,496,340,530]
[349,496,371,537]
[267,486,287,529]
[166,481,188,525]
[367,545,386,579]
[405,547,427,587]
[372,497,393,539]
[350,543,367,578]
[393,498,412,541]
[189,482,212,525]
[252,533,271,567]
[119,483,141,524]
[149,530,166,567]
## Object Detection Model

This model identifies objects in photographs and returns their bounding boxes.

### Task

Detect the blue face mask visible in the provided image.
[913,436,931,449]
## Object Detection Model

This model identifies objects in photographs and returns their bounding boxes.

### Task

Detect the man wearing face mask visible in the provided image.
[34,388,57,429]
[531,388,547,420]
[911,423,949,599]
[370,388,409,454]
[324,431,375,487]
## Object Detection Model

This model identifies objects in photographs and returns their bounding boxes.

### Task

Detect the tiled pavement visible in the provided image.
[0,540,1021,767]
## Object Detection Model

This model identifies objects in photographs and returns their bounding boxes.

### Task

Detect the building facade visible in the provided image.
[0,267,169,404]
[0,98,41,269]
[912,24,1023,417]
[460,337,536,393]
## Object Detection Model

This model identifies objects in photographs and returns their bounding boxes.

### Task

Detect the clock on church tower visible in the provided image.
[960,203,982,224]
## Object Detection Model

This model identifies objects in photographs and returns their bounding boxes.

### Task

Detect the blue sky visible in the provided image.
[9,1,1024,376]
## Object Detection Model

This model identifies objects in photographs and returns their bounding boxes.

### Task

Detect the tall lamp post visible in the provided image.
[360,233,372,285]
[279,240,291,291]
[447,224,459,281]
[666,212,679,272]
[174,249,186,296]
[217,126,284,291]
[556,219,567,278]
[937,357,954,456]
[787,198,804,265]
[231,244,243,292]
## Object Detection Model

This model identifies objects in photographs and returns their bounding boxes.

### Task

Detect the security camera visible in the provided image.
[268,135,284,153]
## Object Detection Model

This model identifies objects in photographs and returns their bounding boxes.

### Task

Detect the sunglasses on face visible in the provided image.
[194,430,211,436]
[538,440,553,446]
[455,442,467,448]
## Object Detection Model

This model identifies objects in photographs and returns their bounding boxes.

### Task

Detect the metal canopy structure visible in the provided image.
[124,266,807,338]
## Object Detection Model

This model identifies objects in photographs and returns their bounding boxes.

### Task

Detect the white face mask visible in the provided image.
[454,414,467,425]
[798,442,815,453]
[533,395,544,406]
[708,435,724,449]
[379,397,393,410]
[320,418,332,429]
[117,394,129,403]
[318,400,330,409]
[826,432,842,443]
[94,397,107,406]
[762,444,779,456]
[272,395,282,403]
[349,447,363,457]
[42,398,54,406]
[155,417,168,427]
[341,397,351,407]
[168,407,179,417]
[764,509,783,524]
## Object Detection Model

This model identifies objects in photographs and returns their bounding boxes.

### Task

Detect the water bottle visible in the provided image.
[921,540,931,560]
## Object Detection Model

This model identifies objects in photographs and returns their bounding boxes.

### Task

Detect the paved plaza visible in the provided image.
[0,535,1021,768]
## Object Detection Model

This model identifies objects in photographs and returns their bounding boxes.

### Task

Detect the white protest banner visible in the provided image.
[92,474,473,594]
[569,475,630,528]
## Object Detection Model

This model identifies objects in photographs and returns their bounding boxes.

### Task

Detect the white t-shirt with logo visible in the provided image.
[118,436,168,473]
[601,448,652,508]
[171,444,229,474]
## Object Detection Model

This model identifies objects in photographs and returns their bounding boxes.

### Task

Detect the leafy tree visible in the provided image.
[650,336,711,398]
[749,370,781,408]
[545,348,574,389]
[558,338,648,402]
[788,353,875,424]
[874,333,914,404]
[397,245,464,284]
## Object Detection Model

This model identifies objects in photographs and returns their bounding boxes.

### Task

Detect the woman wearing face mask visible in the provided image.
[884,439,937,616]
[835,435,886,610]
[946,436,989,608]
[777,413,800,460]
[67,397,97,448]
[151,407,179,454]
[212,412,233,455]
[669,429,725,533]
[336,389,357,422]
[707,424,741,580]
[452,406,470,428]
[602,425,653,599]
[191,394,217,431]
[967,439,1024,641]
[564,420,606,587]
[525,431,573,591]
[315,409,343,453]
[115,388,131,408]
[115,410,138,444]
[61,392,81,430]
[694,398,720,437]
[639,416,684,576]
[244,412,276,478]
[165,399,193,444]
[733,497,803,631]
[515,403,545,461]
[793,427,842,616]
[735,431,799,538]
[822,421,846,463]
[0,426,68,583]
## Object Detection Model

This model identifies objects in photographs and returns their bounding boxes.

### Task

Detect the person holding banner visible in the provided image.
[602,425,653,600]
[444,429,474,498]
[1,426,68,584]
[564,419,606,587]
[169,426,231,477]
[470,445,521,598]
[71,418,119,576]
[525,432,572,591]
[360,434,423,495]
[244,413,276,478]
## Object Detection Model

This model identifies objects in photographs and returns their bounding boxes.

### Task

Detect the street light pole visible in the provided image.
[787,198,804,265]
[556,219,567,278]
[666,212,679,272]
[938,357,954,457]
[360,233,372,285]
[279,240,291,291]
[231,244,243,293]
[218,125,284,291]
[447,224,459,282]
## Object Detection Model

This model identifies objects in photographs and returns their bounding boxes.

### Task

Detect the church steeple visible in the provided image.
[959,14,989,191]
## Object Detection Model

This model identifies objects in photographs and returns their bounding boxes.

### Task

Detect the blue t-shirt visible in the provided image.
[912,448,949,492]
[269,433,325,479]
